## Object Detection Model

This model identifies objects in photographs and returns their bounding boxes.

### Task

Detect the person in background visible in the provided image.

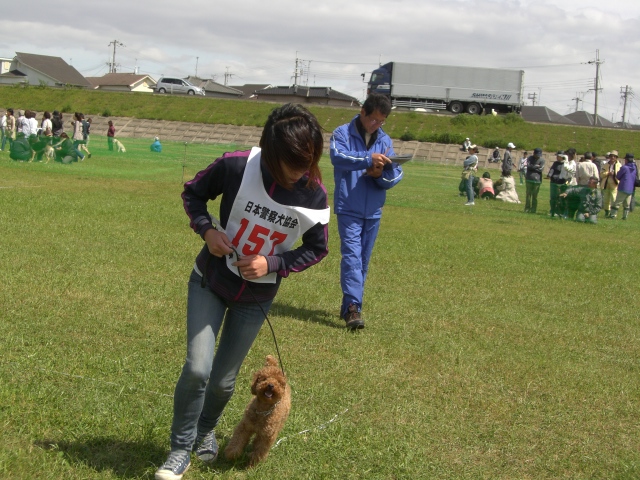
[609,153,637,220]
[79,115,92,158]
[54,132,79,164]
[491,146,500,163]
[600,150,621,218]
[462,145,479,206]
[477,171,495,199]
[576,151,599,186]
[495,171,521,203]
[41,111,53,137]
[26,110,38,137]
[51,111,64,137]
[155,104,329,480]
[107,121,116,151]
[560,176,602,223]
[16,110,27,136]
[563,148,578,186]
[591,152,603,179]
[546,151,567,218]
[150,136,162,152]
[502,142,515,176]
[71,112,86,161]
[4,108,16,150]
[9,132,32,161]
[462,137,472,152]
[524,148,545,214]
[518,151,528,185]
[330,93,403,330]
[0,110,6,151]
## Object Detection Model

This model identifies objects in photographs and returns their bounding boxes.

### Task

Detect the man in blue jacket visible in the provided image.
[330,93,403,330]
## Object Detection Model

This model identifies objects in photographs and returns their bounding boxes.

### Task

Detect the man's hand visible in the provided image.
[366,163,384,178]
[233,255,268,280]
[203,228,233,257]
[371,152,390,168]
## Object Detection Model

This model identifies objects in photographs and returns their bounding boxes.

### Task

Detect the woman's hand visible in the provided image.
[232,255,268,280]
[203,228,233,257]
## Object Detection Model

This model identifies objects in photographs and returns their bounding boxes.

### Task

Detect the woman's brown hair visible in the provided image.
[259,103,323,190]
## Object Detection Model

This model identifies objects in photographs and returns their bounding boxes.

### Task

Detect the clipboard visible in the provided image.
[388,154,413,165]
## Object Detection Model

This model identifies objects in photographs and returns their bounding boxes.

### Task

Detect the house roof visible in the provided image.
[229,84,272,98]
[255,85,360,104]
[564,110,616,128]
[15,52,91,87]
[184,76,243,96]
[520,106,576,125]
[86,73,156,87]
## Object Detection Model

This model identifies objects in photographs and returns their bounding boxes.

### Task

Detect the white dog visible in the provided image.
[113,139,126,153]
[42,144,56,163]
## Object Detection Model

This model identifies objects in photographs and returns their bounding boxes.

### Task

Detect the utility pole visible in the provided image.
[224,67,234,86]
[293,54,299,86]
[527,92,537,106]
[588,49,603,126]
[108,40,125,73]
[195,57,199,78]
[620,85,633,127]
[571,92,584,112]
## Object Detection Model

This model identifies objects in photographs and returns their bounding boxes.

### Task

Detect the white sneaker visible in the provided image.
[464,202,475,206]
[156,450,190,480]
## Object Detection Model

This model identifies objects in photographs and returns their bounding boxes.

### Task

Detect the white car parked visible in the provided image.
[155,77,205,96]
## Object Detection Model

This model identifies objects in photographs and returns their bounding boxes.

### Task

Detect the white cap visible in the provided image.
[507,142,516,148]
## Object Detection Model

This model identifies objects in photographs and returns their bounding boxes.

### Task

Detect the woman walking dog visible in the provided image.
[156,104,330,480]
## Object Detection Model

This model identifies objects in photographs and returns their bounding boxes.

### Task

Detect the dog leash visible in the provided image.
[201,246,286,376]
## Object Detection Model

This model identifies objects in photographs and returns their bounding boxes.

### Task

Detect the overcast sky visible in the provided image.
[2,0,639,123]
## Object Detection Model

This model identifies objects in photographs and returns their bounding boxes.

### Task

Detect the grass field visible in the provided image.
[1,136,639,479]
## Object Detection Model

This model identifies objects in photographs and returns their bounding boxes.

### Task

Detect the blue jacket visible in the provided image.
[150,140,162,152]
[616,161,637,194]
[330,115,403,219]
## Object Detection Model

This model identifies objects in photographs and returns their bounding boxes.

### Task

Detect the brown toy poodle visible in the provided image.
[224,355,291,466]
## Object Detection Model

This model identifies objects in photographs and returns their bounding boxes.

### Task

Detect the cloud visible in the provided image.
[2,0,639,122]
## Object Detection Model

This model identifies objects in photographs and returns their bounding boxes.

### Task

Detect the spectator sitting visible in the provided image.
[560,176,602,223]
[494,172,521,203]
[477,172,495,199]
[9,132,33,161]
[462,137,472,152]
[55,133,79,164]
[491,147,500,163]
[150,136,162,152]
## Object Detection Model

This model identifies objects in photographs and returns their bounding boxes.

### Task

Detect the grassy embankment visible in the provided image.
[2,84,639,154]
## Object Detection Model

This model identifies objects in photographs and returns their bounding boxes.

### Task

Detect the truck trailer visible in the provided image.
[367,62,524,115]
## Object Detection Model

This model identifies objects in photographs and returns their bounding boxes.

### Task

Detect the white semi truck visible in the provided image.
[367,62,524,115]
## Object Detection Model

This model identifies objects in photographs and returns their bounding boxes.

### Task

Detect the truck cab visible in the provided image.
[367,64,392,96]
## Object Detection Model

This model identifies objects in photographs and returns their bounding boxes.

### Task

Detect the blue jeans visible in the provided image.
[169,270,272,451]
[337,214,380,317]
[466,175,475,202]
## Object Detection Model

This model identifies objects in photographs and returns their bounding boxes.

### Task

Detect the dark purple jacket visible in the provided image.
[616,161,637,194]
[182,150,329,303]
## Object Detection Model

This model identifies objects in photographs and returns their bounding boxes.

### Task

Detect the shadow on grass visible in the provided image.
[36,436,270,477]
[36,437,169,478]
[271,302,340,329]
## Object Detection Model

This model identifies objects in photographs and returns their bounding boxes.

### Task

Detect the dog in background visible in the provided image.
[113,138,126,153]
[41,144,55,163]
[224,355,291,467]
